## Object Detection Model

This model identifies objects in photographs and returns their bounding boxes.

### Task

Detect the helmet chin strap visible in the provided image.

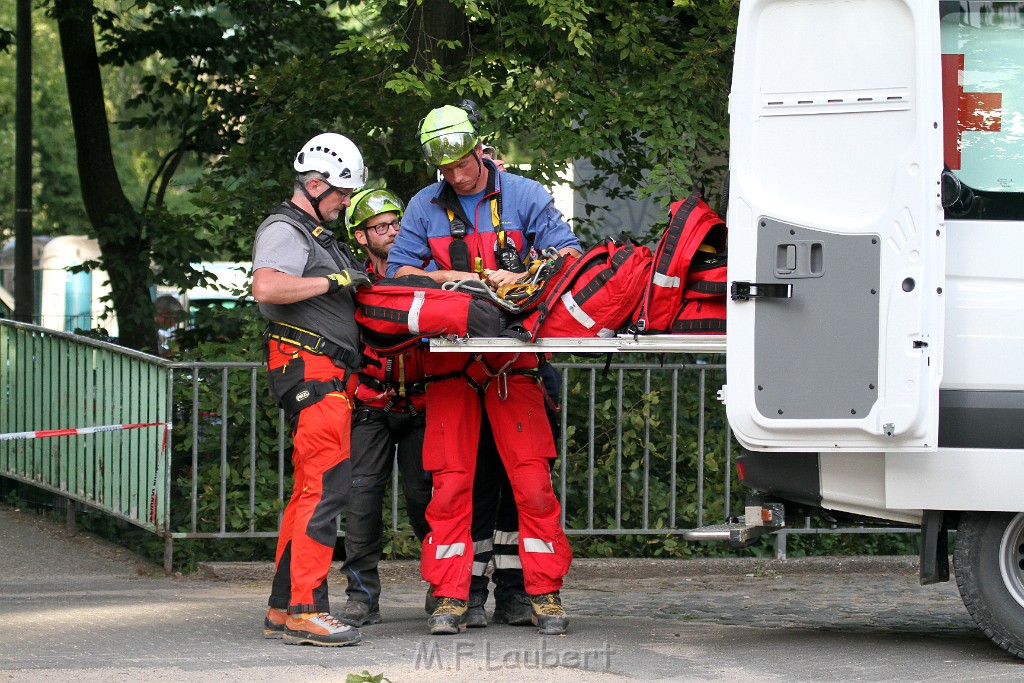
[470,151,486,188]
[300,181,336,223]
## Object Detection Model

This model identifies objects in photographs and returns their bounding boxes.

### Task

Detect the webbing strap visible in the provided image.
[655,191,700,275]
[266,321,357,366]
[687,279,728,296]
[423,357,539,400]
[573,240,636,307]
[271,202,360,272]
[672,318,726,333]
[279,376,350,421]
[357,372,426,397]
[445,191,509,273]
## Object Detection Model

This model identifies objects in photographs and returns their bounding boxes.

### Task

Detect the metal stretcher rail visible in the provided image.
[429,334,727,354]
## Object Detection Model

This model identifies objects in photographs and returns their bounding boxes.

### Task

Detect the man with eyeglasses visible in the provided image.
[387,103,581,636]
[336,189,434,628]
[252,133,371,647]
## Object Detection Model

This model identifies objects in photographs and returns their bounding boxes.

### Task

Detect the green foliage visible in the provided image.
[346,672,391,683]
[195,0,740,246]
[1,484,26,509]
[328,0,738,211]
[5,0,740,343]
[554,357,745,557]
[782,529,919,557]
[97,0,354,204]
[0,4,90,240]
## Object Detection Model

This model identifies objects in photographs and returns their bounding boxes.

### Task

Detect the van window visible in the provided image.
[940,1,1024,218]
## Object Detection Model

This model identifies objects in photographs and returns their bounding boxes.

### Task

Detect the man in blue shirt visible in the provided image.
[387,104,581,636]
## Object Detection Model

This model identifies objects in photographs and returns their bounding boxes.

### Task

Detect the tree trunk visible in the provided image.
[402,0,470,192]
[54,0,156,352]
[406,0,468,73]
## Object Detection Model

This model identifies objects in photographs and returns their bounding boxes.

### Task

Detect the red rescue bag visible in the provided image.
[670,250,727,334]
[633,187,727,333]
[511,234,653,340]
[355,275,520,354]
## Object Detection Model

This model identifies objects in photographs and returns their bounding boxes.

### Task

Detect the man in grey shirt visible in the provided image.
[252,133,371,647]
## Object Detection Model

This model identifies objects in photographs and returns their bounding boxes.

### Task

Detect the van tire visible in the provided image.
[954,511,1024,660]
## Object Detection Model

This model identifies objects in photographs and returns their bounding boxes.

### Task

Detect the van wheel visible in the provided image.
[954,511,1024,659]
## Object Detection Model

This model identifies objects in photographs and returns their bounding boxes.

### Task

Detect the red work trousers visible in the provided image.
[266,343,355,614]
[420,352,572,600]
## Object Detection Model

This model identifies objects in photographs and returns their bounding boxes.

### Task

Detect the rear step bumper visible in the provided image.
[683,499,785,548]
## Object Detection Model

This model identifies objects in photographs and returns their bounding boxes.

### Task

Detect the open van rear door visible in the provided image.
[725,0,946,452]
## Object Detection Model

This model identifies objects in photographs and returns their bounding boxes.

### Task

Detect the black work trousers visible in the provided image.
[469,363,562,603]
[470,416,527,603]
[343,405,432,606]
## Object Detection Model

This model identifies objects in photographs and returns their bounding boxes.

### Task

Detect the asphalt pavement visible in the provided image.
[1,503,1021,682]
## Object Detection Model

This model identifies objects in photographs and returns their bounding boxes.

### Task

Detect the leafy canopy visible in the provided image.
[204,0,738,244]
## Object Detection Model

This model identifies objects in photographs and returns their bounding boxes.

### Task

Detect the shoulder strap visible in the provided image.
[271,201,359,272]
[435,168,523,273]
[445,208,473,272]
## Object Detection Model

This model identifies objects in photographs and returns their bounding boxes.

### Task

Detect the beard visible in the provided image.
[365,238,391,262]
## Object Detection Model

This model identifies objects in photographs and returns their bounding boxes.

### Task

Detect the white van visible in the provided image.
[688,0,1024,659]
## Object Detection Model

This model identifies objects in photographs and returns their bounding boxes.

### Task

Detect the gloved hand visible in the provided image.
[325,269,371,294]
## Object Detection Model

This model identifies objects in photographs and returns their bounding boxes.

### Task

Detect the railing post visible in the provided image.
[164,533,174,575]
[66,500,76,535]
[774,531,787,559]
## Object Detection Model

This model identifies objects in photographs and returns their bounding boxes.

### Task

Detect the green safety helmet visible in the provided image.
[348,188,405,231]
[419,105,480,167]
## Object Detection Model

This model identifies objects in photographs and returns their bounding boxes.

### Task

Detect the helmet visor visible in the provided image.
[350,192,405,228]
[421,131,478,167]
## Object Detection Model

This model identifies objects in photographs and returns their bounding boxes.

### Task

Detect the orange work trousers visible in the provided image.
[266,343,355,613]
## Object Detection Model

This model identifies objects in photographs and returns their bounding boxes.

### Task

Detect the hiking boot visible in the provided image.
[263,607,288,639]
[530,591,568,635]
[466,593,488,629]
[493,592,534,626]
[283,612,362,647]
[336,600,382,627]
[424,587,439,615]
[427,597,468,635]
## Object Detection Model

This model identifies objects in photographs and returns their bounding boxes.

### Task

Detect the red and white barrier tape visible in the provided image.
[0,421,170,442]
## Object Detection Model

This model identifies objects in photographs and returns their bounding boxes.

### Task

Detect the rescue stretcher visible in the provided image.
[429,333,726,354]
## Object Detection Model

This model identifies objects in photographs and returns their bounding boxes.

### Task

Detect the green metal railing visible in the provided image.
[0,320,171,537]
[2,320,918,574]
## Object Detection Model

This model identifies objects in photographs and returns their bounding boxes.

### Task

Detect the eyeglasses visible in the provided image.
[364,219,400,235]
[314,178,353,200]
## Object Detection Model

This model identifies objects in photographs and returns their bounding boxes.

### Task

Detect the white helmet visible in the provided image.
[294,133,367,189]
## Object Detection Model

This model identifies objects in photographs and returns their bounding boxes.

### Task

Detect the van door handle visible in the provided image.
[730,282,793,301]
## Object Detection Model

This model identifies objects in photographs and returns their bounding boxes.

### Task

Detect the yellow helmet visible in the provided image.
[418,105,479,166]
